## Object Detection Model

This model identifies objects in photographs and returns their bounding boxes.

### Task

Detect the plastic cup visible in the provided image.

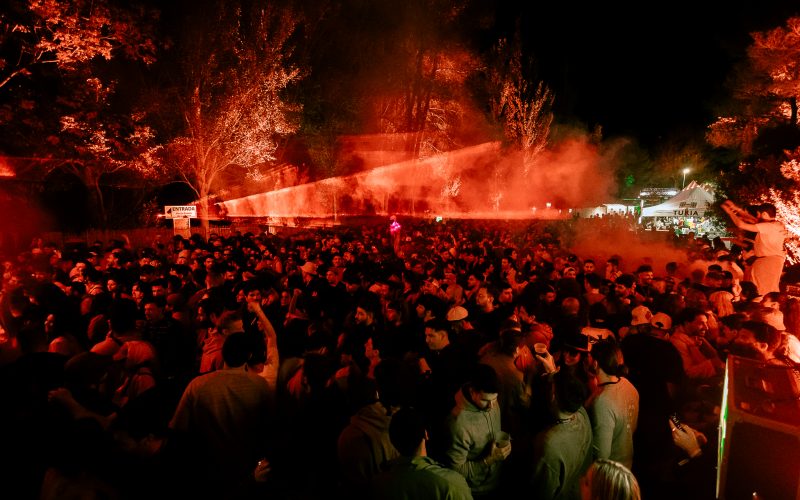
[496,431,511,449]
[534,343,548,355]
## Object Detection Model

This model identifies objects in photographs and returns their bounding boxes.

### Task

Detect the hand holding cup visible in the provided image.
[486,432,512,464]
[534,344,557,374]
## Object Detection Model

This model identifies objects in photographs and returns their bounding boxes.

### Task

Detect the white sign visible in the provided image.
[172,217,191,238]
[165,205,197,219]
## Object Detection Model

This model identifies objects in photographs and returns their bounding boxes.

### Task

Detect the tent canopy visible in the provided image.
[641,181,714,218]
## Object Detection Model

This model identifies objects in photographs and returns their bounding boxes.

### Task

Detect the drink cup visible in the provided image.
[496,431,511,449]
[534,343,548,355]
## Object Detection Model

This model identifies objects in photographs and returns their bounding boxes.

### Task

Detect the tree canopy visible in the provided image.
[708,16,800,260]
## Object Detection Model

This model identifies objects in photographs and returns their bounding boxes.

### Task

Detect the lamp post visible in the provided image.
[682,167,690,189]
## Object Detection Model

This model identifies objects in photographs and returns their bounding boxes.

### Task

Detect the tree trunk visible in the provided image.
[94,177,107,230]
[790,96,798,127]
[198,182,210,239]
[81,169,107,229]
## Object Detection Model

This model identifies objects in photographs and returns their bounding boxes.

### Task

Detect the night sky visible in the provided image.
[514,1,800,146]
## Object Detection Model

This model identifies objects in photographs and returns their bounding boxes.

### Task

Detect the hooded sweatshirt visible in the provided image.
[337,402,399,496]
[444,387,503,496]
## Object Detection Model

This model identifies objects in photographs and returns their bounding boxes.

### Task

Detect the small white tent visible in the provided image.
[579,203,636,218]
[641,181,714,218]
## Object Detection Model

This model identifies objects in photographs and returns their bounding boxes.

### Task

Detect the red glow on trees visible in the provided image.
[160,2,303,235]
[708,16,800,261]
[0,0,157,92]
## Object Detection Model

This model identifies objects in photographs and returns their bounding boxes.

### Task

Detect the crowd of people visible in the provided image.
[0,205,797,500]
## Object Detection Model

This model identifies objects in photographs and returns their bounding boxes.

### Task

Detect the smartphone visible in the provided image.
[670,413,685,431]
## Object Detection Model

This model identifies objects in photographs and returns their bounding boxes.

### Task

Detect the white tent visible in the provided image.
[578,203,636,218]
[641,181,714,218]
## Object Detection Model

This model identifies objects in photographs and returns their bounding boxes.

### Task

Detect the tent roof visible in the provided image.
[641,181,714,217]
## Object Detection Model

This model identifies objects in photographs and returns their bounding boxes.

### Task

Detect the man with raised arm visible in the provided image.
[721,200,787,296]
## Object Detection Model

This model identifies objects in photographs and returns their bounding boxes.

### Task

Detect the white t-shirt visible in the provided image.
[755,221,786,257]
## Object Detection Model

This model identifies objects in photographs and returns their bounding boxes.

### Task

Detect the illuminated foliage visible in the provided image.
[490,37,554,176]
[0,0,157,92]
[161,1,302,233]
[708,16,800,153]
[772,151,800,260]
[300,0,481,172]
[0,0,159,228]
[54,76,164,226]
[709,16,800,261]
[369,17,476,158]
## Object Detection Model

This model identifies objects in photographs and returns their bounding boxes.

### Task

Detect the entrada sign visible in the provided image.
[164,205,197,219]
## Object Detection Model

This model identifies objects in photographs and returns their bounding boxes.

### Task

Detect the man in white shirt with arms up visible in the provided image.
[721,200,786,296]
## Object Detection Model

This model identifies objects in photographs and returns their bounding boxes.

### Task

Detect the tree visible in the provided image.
[162,1,302,235]
[708,16,800,261]
[0,0,156,92]
[54,76,163,227]
[0,0,159,228]
[489,36,554,177]
[299,0,482,176]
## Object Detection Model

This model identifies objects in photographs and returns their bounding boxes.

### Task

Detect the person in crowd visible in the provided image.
[112,339,158,408]
[721,200,787,296]
[633,265,657,307]
[198,307,241,374]
[580,458,641,500]
[603,274,638,335]
[375,407,473,500]
[620,310,692,499]
[478,325,530,446]
[463,271,484,306]
[587,340,639,469]
[447,304,489,366]
[419,317,472,454]
[530,369,593,500]
[470,285,505,340]
[728,320,787,365]
[169,331,272,497]
[336,359,405,499]
[444,363,510,498]
[381,299,416,359]
[0,220,782,500]
[582,302,614,344]
[141,296,193,383]
[669,307,724,381]
[91,298,142,357]
[583,273,606,307]
[618,305,652,340]
[556,329,596,397]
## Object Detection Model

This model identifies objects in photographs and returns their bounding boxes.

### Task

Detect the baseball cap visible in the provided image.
[759,308,786,331]
[650,312,673,330]
[446,306,469,322]
[300,262,317,275]
[631,305,653,326]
